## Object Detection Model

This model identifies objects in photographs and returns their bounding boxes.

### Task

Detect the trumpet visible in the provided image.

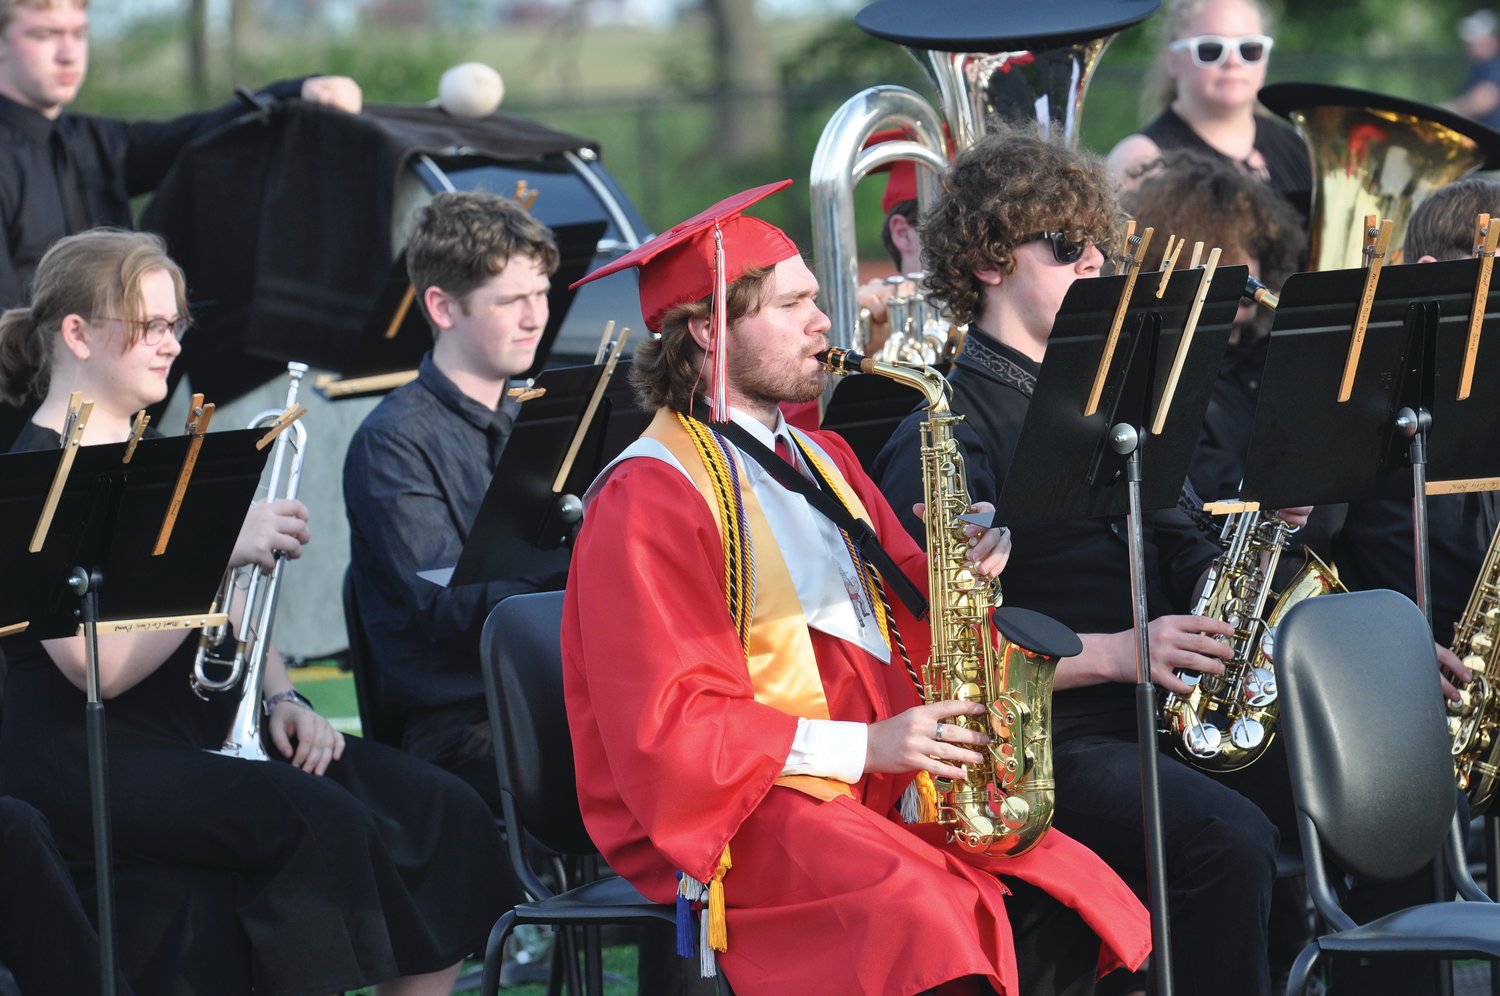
[192,362,309,761]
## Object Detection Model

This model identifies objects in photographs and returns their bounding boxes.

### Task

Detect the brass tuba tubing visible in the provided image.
[1260,82,1500,272]
[810,87,948,352]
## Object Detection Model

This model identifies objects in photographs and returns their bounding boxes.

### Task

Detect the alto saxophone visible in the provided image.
[1450,519,1500,816]
[1162,509,1343,771]
[820,347,1077,857]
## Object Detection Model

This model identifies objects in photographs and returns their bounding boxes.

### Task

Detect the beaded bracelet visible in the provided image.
[262,689,314,716]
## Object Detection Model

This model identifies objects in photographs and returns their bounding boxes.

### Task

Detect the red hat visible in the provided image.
[572,179,799,420]
[866,128,919,214]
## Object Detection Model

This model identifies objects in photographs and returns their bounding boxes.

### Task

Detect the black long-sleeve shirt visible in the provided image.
[0,81,303,309]
[870,331,1220,741]
[342,353,562,717]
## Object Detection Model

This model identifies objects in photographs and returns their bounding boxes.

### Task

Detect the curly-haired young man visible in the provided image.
[873,127,1296,996]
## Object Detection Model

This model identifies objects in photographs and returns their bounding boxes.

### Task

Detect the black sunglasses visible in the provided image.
[1018,231,1089,265]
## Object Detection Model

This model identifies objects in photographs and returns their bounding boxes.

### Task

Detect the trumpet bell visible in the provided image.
[1260,82,1500,271]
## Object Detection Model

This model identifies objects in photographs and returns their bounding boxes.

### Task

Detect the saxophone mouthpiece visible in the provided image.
[817,347,877,376]
[1245,275,1279,310]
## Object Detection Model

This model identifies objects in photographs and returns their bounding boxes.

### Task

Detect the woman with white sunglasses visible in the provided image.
[1107,0,1310,204]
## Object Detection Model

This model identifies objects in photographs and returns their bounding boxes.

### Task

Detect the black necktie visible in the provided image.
[50,129,92,234]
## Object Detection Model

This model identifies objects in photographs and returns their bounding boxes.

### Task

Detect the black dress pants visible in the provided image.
[1052,734,1286,996]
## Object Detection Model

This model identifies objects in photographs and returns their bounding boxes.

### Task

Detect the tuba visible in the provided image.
[810,0,1161,352]
[820,347,1081,856]
[1162,509,1344,771]
[1450,518,1500,816]
[191,362,309,761]
[1259,82,1500,271]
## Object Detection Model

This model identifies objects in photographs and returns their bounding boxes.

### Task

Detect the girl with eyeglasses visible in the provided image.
[1107,0,1311,206]
[0,229,510,996]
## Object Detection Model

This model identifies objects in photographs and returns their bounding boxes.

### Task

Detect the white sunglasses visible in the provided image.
[1169,33,1274,67]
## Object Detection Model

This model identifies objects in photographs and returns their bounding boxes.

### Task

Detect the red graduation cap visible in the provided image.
[572,179,799,420]
[866,128,918,214]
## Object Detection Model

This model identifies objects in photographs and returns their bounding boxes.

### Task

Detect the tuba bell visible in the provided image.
[1259,82,1500,271]
[810,0,1162,351]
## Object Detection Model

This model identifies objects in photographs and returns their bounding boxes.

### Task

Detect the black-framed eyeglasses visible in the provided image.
[1017,231,1090,265]
[93,315,191,345]
[1169,33,1274,68]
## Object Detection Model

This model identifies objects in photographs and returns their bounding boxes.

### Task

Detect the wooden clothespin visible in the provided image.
[513,180,539,213]
[314,370,420,399]
[594,320,618,365]
[256,404,308,451]
[384,283,415,339]
[1460,213,1500,400]
[506,383,547,404]
[554,328,632,492]
[153,394,215,556]
[1339,218,1394,402]
[1187,240,1205,270]
[30,392,91,553]
[1153,247,1221,435]
[123,410,150,463]
[1086,222,1154,417]
[1156,234,1184,298]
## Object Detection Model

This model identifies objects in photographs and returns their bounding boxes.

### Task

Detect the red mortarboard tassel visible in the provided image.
[709,224,730,422]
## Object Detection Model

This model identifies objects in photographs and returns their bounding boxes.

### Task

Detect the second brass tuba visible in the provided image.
[810,0,1161,352]
[1259,82,1500,271]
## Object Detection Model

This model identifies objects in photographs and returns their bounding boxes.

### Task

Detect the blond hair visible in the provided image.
[0,229,186,405]
[1139,0,1275,123]
[0,0,89,34]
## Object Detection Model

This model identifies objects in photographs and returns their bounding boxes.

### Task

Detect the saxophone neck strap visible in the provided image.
[691,406,929,620]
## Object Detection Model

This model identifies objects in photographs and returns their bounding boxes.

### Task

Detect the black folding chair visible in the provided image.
[478,590,692,996]
[340,568,404,748]
[1275,589,1500,995]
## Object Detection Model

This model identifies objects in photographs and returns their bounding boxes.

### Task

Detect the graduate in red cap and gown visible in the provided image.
[561,180,1151,996]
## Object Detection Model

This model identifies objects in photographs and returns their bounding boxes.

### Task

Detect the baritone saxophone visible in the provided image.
[819,347,1080,857]
[1451,518,1500,816]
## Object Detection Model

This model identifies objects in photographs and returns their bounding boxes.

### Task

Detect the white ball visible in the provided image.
[438,63,503,119]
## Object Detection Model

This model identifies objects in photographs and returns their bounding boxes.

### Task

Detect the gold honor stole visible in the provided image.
[644,409,890,803]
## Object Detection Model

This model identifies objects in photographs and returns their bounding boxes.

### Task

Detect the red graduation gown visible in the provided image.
[562,428,1150,995]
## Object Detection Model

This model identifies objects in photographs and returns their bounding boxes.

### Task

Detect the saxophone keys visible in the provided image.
[1229,716,1267,751]
[1183,723,1224,758]
[1243,667,1278,707]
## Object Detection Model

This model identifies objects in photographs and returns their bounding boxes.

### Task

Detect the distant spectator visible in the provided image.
[1446,9,1500,131]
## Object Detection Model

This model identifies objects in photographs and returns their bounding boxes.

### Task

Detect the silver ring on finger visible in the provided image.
[935,722,944,742]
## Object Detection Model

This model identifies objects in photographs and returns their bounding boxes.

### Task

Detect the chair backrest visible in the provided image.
[480,589,595,857]
[342,568,404,748]
[1276,589,1455,883]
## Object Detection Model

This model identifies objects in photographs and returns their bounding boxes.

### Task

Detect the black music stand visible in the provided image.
[418,359,649,588]
[1242,258,1500,614]
[0,430,266,996]
[312,220,607,401]
[996,262,1247,996]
